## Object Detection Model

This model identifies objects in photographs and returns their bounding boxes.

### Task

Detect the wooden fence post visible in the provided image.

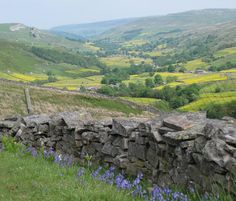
[24,88,33,115]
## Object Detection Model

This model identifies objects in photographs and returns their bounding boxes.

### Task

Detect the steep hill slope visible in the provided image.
[0,23,97,51]
[0,40,104,84]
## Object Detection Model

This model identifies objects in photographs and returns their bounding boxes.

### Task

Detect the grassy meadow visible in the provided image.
[183,59,209,70]
[121,97,161,106]
[100,56,153,69]
[0,150,142,201]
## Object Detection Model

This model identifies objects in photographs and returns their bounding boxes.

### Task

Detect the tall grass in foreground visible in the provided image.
[0,137,235,201]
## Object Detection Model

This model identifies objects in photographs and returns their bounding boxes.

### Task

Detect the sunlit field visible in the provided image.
[100,56,153,68]
[45,75,103,90]
[180,91,236,112]
[183,59,209,70]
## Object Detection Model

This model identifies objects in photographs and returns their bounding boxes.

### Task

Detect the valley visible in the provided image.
[0,9,236,119]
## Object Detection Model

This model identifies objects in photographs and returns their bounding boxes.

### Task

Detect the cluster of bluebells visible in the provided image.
[150,186,188,201]
[25,146,74,167]
[6,145,220,201]
[88,166,190,201]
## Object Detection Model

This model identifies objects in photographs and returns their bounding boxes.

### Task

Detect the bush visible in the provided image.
[153,100,171,112]
[1,136,25,153]
[205,100,236,119]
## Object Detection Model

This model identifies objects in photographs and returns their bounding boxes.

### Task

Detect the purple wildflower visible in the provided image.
[120,179,132,190]
[115,173,125,188]
[77,168,85,179]
[91,166,102,178]
[26,147,37,157]
[54,153,62,164]
[100,166,115,184]
[133,172,143,187]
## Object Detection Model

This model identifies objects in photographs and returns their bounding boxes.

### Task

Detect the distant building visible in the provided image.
[195,69,207,74]
[85,87,99,92]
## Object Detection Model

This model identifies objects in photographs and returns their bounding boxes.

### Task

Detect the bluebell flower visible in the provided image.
[133,172,143,187]
[26,147,37,157]
[120,179,132,190]
[54,153,62,164]
[115,173,124,188]
[77,168,85,178]
[91,166,102,178]
[100,166,115,184]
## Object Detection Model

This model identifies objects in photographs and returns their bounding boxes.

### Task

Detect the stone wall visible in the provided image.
[0,111,235,193]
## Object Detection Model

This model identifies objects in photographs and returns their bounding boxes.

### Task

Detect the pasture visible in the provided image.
[45,75,103,90]
[100,56,153,69]
[180,92,236,112]
[183,59,209,70]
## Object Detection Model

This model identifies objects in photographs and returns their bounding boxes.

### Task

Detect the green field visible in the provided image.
[200,79,236,93]
[215,47,236,57]
[183,59,209,70]
[121,97,161,105]
[180,92,236,112]
[45,75,103,90]
[100,56,153,69]
[123,72,231,89]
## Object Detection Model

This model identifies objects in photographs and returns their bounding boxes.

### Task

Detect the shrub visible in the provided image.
[205,100,236,119]
[1,136,25,153]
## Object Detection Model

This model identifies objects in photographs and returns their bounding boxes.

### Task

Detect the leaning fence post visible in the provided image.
[24,88,33,115]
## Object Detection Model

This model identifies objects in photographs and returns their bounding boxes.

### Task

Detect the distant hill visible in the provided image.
[95,9,236,41]
[50,9,236,42]
[50,18,137,38]
[0,23,89,50]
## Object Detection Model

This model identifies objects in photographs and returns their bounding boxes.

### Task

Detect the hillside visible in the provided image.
[96,9,236,41]
[0,40,104,84]
[0,80,148,119]
[0,23,98,52]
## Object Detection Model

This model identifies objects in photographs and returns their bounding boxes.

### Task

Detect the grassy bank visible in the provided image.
[0,80,144,119]
[0,151,141,201]
[0,137,235,201]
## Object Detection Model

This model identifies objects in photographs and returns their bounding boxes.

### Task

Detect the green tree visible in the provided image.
[179,67,186,73]
[97,85,115,96]
[154,74,163,85]
[145,78,155,88]
[167,65,175,72]
[166,76,177,83]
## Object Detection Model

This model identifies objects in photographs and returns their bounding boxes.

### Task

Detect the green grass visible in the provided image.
[121,97,161,106]
[1,135,235,201]
[0,151,141,201]
[215,47,236,57]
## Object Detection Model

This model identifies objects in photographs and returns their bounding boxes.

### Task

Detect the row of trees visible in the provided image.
[98,83,200,109]
[100,64,156,85]
[208,61,236,72]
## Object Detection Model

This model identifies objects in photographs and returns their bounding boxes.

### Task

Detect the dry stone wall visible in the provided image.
[0,111,235,193]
